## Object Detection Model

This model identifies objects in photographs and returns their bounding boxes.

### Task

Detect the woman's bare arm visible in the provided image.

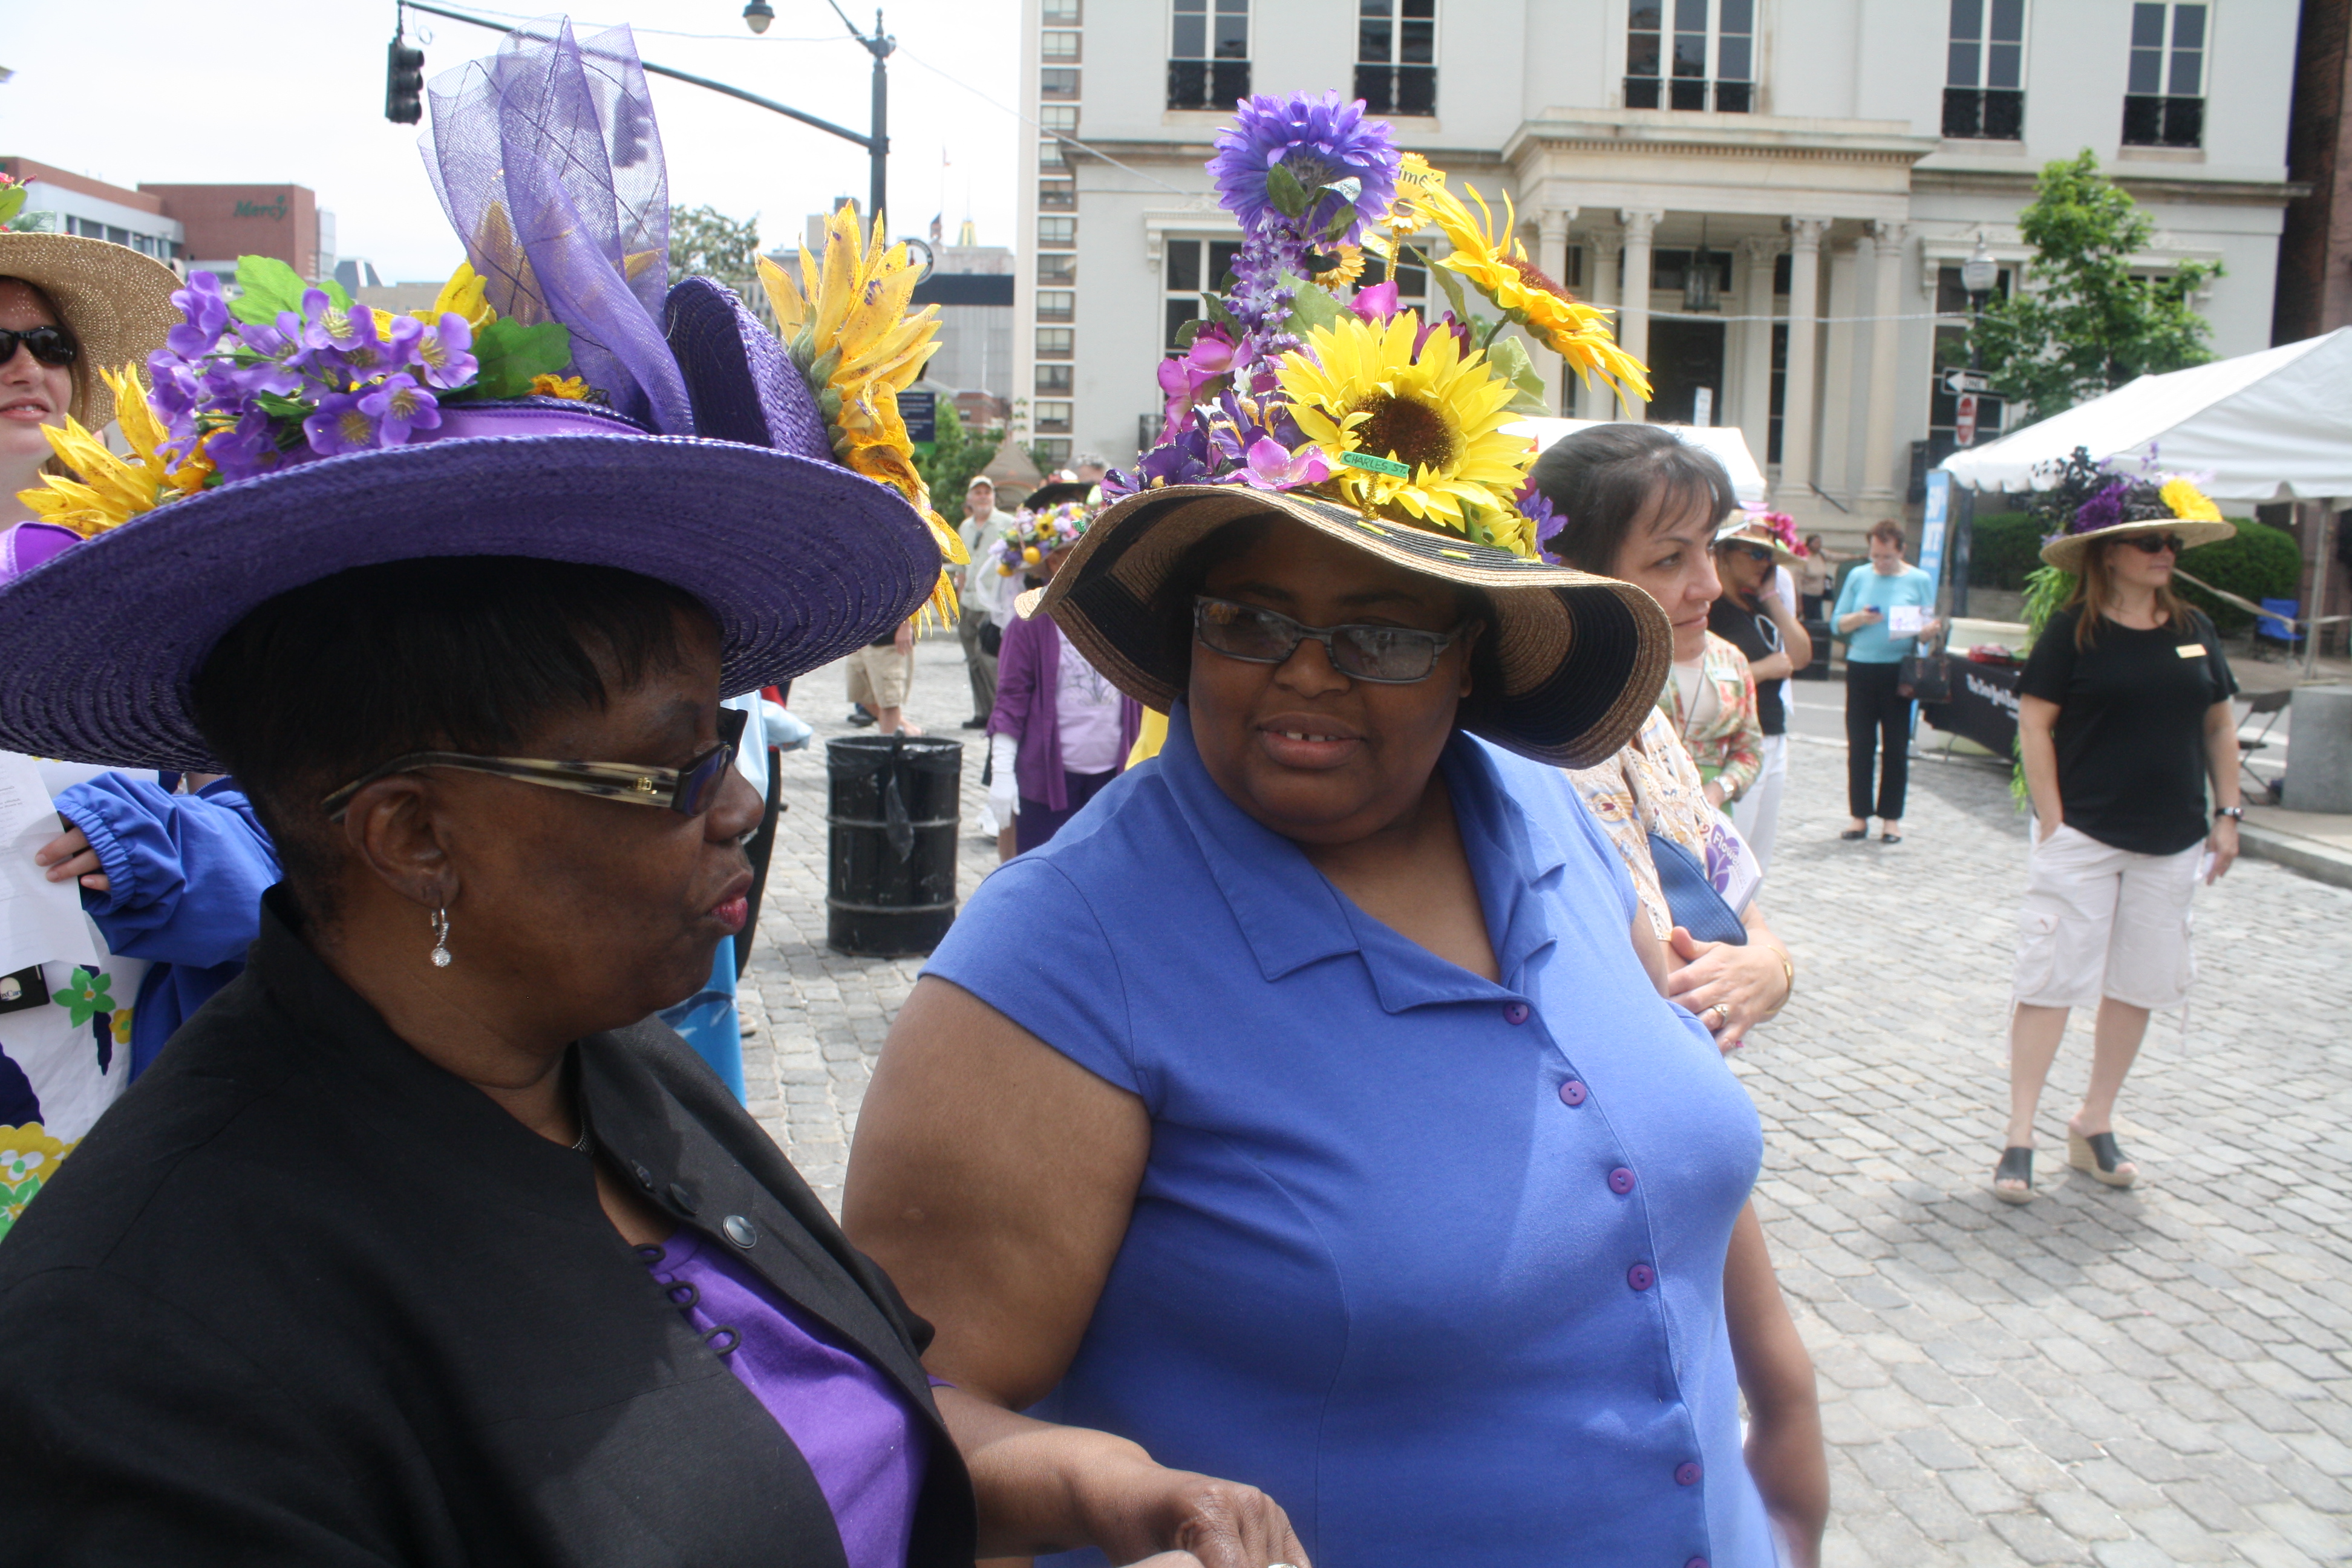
[1724,1203,1826,1567]
[846,975,1148,1406]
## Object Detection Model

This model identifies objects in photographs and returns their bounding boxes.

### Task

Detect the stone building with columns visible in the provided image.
[1013,0,2299,534]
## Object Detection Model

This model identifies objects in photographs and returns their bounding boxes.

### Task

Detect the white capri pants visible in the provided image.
[1730,732,1788,874]
[2012,824,2203,1011]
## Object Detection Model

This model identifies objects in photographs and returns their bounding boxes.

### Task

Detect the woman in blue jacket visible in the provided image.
[37,772,279,1079]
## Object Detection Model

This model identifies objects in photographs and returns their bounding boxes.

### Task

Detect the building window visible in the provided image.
[1766,322,1786,463]
[1036,364,1074,394]
[1034,400,1074,433]
[1169,0,1250,110]
[1036,436,1074,465]
[1038,216,1076,250]
[1040,105,1079,136]
[1036,327,1076,360]
[1040,68,1080,100]
[1037,289,1076,321]
[1650,249,1732,296]
[1355,0,1436,116]
[1042,30,1082,61]
[1943,0,2025,140]
[1625,0,1753,114]
[2123,2,2205,148]
[1039,178,1077,211]
[1039,139,1068,170]
[1041,0,1080,21]
[1039,254,1077,284]
[1161,237,1244,352]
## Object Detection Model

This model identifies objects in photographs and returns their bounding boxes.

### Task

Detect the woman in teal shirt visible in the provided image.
[1832,519,1941,843]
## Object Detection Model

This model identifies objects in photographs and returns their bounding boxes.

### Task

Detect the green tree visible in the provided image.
[915,401,1001,509]
[1969,150,2221,419]
[668,204,761,280]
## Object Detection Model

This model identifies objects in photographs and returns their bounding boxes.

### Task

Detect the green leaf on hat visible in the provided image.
[1278,273,1344,338]
[228,255,312,327]
[1483,335,1553,416]
[1417,244,1473,324]
[469,318,575,399]
[1173,316,1203,348]
[320,276,356,312]
[0,185,26,226]
[1264,160,1313,220]
[1199,290,1238,333]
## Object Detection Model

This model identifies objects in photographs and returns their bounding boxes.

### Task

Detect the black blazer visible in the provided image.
[0,891,977,1567]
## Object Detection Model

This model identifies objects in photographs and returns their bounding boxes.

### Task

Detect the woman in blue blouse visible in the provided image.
[846,486,1828,1568]
[1831,519,1942,844]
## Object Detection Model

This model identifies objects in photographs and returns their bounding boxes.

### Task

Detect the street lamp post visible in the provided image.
[1950,234,1999,618]
[814,1,897,235]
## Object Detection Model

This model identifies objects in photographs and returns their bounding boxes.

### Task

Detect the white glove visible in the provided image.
[987,732,1019,820]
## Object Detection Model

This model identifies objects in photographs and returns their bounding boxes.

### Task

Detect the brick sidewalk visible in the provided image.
[740,633,2352,1567]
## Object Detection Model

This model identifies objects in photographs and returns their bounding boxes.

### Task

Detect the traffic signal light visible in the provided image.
[386,36,425,125]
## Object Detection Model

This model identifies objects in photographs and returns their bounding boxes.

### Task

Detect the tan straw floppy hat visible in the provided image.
[1022,483,1671,770]
[0,232,184,431]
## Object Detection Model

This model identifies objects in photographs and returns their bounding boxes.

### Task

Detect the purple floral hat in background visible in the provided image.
[0,20,949,771]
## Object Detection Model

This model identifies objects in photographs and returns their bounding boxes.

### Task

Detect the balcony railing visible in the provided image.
[1167,59,1250,111]
[1354,64,1435,116]
[1942,87,2024,140]
[2122,94,2202,148]
[1624,77,1750,113]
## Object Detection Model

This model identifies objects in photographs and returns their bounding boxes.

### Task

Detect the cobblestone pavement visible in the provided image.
[741,635,2352,1567]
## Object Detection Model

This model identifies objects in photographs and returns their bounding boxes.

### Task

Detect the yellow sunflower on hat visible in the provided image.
[1423,183,1652,405]
[1275,311,1533,553]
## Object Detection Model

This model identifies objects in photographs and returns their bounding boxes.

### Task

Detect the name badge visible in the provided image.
[2176,642,2206,658]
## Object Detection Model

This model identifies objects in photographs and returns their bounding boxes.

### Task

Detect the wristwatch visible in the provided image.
[2214,806,2245,821]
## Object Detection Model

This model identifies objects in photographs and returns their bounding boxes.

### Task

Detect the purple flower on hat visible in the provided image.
[1207,92,1400,245]
[1349,279,1402,322]
[411,314,478,390]
[204,410,281,482]
[1236,435,1331,491]
[301,391,382,456]
[358,374,442,445]
[1518,479,1569,563]
[2071,479,2128,535]
[165,272,230,361]
[1157,328,1240,436]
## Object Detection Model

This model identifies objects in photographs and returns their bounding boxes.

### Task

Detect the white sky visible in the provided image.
[0,0,1021,282]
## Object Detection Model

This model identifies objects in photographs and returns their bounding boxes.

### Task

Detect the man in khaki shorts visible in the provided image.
[845,616,921,736]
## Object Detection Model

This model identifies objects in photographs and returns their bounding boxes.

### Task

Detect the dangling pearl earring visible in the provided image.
[430,907,452,969]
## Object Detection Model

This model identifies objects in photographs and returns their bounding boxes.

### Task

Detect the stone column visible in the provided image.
[1860,219,1911,511]
[1587,227,1624,417]
[1537,207,1576,414]
[1779,217,1829,497]
[1737,235,1782,482]
[1618,209,1661,420]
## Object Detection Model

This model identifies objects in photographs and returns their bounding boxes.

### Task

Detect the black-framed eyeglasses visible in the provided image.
[1193,596,1467,685]
[2124,532,2186,555]
[1718,541,1775,564]
[321,706,747,822]
[0,325,79,368]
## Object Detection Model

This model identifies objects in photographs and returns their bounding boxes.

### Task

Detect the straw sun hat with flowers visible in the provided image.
[2031,445,2233,573]
[1028,91,1669,770]
[0,224,184,433]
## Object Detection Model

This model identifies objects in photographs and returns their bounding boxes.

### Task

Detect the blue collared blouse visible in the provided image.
[924,707,1771,1568]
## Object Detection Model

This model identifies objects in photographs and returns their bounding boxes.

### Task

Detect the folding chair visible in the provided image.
[2236,688,2289,805]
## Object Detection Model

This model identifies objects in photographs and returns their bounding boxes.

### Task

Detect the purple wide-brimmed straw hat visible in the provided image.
[0,22,941,772]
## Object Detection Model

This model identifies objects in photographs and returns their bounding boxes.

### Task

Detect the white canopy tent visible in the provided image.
[1938,328,2352,505]
[1506,419,1769,511]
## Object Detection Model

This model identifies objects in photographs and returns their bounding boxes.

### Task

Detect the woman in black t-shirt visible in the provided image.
[1710,514,1814,871]
[1994,474,2243,1204]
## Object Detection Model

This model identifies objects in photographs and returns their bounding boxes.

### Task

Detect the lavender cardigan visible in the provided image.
[987,609,1143,810]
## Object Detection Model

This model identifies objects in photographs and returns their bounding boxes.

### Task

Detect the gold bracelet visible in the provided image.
[1776,952,1795,1009]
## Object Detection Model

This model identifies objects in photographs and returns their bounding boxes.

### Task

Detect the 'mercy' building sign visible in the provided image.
[231,196,289,220]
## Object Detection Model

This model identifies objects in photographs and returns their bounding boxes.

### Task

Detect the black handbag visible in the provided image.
[1898,632,1951,704]
[978,619,1002,657]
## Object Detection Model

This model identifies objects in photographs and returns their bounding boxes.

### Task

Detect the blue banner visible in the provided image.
[1919,469,1950,586]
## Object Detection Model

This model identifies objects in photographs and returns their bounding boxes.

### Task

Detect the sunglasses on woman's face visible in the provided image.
[1194,596,1465,684]
[321,706,748,822]
[0,325,78,368]
[2124,532,2186,555]
[1719,542,1775,565]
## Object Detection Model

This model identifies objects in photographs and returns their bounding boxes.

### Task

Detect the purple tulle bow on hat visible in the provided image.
[422,19,694,436]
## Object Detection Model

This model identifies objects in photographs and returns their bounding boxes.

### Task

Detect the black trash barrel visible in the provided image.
[825,734,962,956]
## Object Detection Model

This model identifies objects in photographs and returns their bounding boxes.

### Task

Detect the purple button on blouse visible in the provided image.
[642,1230,930,1568]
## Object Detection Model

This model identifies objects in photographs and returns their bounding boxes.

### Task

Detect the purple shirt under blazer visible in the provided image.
[987,608,1142,810]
